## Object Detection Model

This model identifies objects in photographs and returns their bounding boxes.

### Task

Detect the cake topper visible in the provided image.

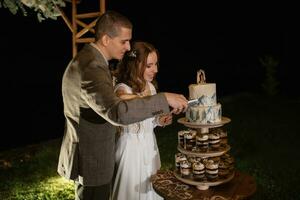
[197,69,206,84]
[188,69,207,106]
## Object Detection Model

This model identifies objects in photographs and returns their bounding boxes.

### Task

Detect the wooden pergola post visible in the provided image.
[58,0,106,57]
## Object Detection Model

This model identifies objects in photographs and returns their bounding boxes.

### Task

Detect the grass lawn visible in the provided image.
[1,93,300,200]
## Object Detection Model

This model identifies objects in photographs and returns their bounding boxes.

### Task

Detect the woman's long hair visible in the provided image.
[113,41,159,94]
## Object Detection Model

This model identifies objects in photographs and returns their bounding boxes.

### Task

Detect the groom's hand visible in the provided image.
[164,92,188,114]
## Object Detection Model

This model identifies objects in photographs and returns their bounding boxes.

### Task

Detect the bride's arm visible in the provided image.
[115,87,139,100]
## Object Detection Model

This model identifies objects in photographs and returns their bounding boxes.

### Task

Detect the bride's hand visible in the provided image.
[158,114,173,127]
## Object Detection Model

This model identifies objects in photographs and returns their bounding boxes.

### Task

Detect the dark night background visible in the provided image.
[0,1,296,150]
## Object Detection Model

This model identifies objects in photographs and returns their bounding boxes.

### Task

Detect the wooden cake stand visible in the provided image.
[175,116,234,190]
[177,116,231,133]
[173,170,235,190]
[177,144,230,158]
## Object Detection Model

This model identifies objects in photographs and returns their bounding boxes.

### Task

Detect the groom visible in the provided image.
[57,10,188,200]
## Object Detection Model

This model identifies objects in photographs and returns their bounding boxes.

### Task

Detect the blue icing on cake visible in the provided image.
[187,83,222,124]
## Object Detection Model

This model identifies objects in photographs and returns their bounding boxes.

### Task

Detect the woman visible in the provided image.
[112,41,171,200]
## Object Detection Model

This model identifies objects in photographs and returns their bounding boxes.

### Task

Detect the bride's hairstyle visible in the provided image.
[113,41,159,94]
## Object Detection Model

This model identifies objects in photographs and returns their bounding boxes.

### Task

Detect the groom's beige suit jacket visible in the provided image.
[57,44,169,186]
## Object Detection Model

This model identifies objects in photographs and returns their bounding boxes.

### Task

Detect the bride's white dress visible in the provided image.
[112,82,163,200]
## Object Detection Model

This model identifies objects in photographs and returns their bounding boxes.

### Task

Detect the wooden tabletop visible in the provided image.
[152,170,256,200]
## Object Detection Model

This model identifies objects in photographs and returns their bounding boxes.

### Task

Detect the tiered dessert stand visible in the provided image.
[175,116,234,190]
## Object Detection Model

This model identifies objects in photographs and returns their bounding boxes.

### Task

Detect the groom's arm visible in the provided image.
[81,61,170,125]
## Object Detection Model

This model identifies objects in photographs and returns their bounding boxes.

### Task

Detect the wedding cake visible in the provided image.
[186,70,222,124]
[173,71,235,189]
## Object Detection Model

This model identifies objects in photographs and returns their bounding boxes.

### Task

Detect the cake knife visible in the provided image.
[188,98,200,106]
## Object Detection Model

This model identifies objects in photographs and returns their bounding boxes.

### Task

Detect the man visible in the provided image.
[57,10,187,200]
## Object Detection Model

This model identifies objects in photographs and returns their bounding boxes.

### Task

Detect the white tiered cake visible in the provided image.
[186,70,222,124]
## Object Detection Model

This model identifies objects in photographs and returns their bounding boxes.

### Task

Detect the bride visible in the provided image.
[111,41,172,200]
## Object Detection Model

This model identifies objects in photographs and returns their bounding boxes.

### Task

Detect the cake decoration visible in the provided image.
[186,69,222,124]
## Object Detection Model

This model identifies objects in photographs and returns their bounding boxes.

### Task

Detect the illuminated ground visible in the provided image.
[1,93,299,200]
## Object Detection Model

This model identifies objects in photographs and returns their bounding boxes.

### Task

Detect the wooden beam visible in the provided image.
[100,0,105,14]
[76,19,95,34]
[62,0,106,57]
[72,0,77,57]
[77,12,101,19]
[75,18,97,39]
[57,7,73,33]
[76,38,95,43]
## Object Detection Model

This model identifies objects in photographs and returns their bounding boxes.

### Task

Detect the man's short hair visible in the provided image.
[95,10,132,41]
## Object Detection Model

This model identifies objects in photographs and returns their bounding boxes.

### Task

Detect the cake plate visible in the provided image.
[177,144,230,157]
[178,116,231,128]
[177,116,231,133]
[173,170,235,190]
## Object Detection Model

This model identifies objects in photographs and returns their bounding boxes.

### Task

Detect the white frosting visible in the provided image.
[185,131,196,139]
[180,160,191,168]
[176,155,187,162]
[193,171,205,176]
[193,162,205,170]
[206,169,219,174]
[205,160,219,170]
[189,83,217,106]
[178,130,189,136]
[209,133,220,140]
[179,129,196,136]
[196,134,209,141]
[181,169,192,176]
